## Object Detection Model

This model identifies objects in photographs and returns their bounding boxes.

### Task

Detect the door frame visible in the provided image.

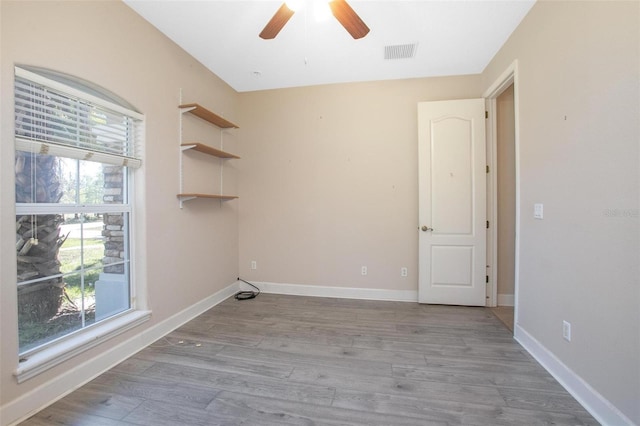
[483,60,521,322]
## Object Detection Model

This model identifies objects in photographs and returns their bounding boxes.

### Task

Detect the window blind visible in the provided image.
[14,67,143,168]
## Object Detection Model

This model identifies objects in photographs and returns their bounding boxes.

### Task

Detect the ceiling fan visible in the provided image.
[259,0,370,40]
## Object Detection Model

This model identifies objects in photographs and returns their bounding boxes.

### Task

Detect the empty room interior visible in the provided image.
[0,1,638,425]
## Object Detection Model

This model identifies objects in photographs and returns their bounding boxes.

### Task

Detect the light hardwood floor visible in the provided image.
[21,294,597,425]
[490,306,514,332]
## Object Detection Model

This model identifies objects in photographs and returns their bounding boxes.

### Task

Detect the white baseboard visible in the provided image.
[514,324,635,426]
[497,293,514,306]
[253,281,418,302]
[1,281,240,426]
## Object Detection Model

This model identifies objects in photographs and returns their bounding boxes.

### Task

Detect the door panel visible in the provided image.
[432,117,473,235]
[418,99,486,306]
[431,246,473,287]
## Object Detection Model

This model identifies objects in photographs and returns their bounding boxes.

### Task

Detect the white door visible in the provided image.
[418,99,486,306]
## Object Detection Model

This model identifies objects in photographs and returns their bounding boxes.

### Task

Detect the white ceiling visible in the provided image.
[124,0,535,92]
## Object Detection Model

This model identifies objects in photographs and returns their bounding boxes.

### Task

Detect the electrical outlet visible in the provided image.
[562,320,571,342]
[401,267,408,277]
[251,261,257,270]
[361,266,367,276]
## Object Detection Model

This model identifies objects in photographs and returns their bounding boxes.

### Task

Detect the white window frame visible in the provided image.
[13,66,150,383]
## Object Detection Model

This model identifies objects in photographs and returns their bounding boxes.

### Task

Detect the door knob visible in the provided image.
[421,226,434,232]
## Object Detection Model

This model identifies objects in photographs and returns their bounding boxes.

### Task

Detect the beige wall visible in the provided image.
[238,76,481,291]
[482,1,639,423]
[496,85,516,300]
[0,1,239,422]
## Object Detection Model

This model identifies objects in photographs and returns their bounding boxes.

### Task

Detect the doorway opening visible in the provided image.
[484,61,520,333]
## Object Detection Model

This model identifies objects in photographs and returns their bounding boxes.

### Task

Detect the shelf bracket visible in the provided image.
[179,105,197,114]
[178,194,197,208]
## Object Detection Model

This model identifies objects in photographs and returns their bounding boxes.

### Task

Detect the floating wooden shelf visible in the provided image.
[177,193,238,203]
[178,97,240,208]
[181,143,240,159]
[179,103,239,129]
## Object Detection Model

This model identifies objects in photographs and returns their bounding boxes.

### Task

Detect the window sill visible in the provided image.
[14,310,151,383]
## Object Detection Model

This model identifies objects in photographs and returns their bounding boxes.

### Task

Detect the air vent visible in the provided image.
[384,43,417,60]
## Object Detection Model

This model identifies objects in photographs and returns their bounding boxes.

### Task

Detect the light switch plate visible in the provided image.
[534,203,544,219]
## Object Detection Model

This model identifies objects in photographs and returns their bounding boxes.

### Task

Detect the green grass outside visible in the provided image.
[59,239,103,273]
[60,237,103,249]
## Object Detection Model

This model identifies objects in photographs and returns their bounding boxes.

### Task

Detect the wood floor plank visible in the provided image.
[423,354,552,375]
[396,323,512,339]
[392,364,567,393]
[332,388,484,424]
[207,390,446,426]
[353,333,467,348]
[143,361,336,406]
[353,336,529,362]
[498,386,593,414]
[263,315,399,334]
[88,370,220,409]
[145,335,226,354]
[218,345,393,376]
[288,365,507,407]
[21,405,131,426]
[169,326,265,347]
[202,317,355,347]
[133,349,295,379]
[132,334,295,380]
[29,387,144,421]
[260,329,354,347]
[18,294,597,425]
[109,358,155,376]
[256,337,428,366]
[461,405,600,426]
[122,400,231,426]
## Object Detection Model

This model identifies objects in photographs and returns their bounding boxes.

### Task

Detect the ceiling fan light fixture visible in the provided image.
[284,0,303,12]
[313,0,332,22]
[328,0,370,39]
[259,3,296,39]
[260,0,369,40]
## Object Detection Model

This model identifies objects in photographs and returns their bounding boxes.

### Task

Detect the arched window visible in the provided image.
[14,66,148,381]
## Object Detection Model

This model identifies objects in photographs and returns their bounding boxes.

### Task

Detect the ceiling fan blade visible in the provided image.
[329,0,370,39]
[259,3,295,39]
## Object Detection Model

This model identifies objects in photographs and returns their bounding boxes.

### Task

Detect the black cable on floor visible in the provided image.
[235,277,260,300]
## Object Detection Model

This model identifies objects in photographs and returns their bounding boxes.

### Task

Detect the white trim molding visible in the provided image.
[497,293,515,307]
[254,281,418,302]
[14,310,151,384]
[483,59,521,320]
[515,324,635,426]
[1,281,240,426]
